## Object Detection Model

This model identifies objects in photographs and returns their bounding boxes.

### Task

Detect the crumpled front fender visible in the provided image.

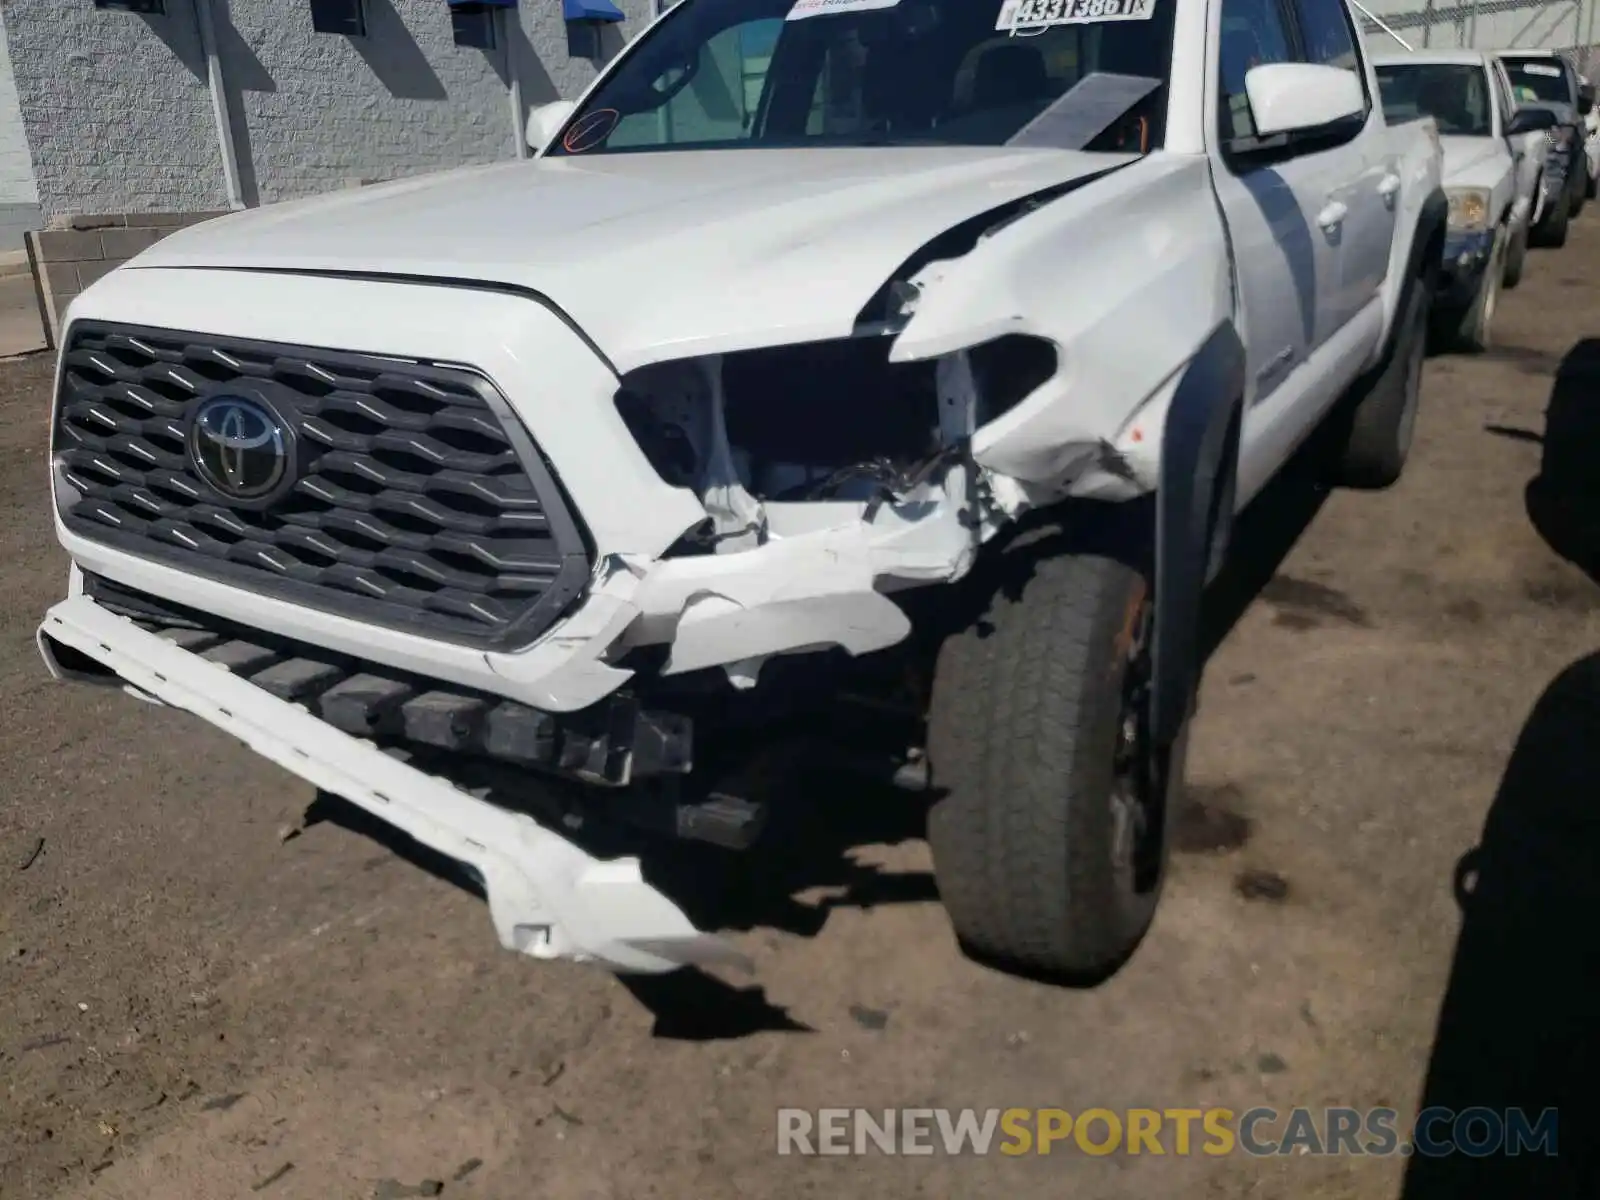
[887,153,1233,498]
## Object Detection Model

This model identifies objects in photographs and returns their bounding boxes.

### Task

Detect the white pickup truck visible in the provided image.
[1374,49,1556,350]
[39,0,1444,981]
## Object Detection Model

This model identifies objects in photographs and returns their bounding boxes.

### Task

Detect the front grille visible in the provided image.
[52,322,591,650]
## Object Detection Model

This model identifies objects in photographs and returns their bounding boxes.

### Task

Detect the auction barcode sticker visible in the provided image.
[997,0,1155,28]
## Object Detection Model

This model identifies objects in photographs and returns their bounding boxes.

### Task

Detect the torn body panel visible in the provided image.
[581,156,1231,687]
[890,154,1232,507]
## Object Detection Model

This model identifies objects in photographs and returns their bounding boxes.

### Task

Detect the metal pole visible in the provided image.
[192,0,246,210]
[1352,0,1414,48]
[500,9,528,159]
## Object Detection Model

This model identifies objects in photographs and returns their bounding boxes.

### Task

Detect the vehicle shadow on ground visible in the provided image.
[305,434,1338,1040]
[1525,338,1600,582]
[303,776,930,1039]
[1399,651,1600,1198]
[1199,427,1334,661]
[1401,338,1600,1198]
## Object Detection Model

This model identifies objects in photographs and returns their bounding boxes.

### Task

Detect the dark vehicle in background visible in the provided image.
[1497,49,1596,247]
[1374,50,1555,349]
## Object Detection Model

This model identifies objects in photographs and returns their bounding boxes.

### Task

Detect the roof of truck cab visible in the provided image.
[1495,48,1564,59]
[1372,50,1491,67]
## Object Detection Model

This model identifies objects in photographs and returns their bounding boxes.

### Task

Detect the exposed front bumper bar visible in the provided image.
[38,593,749,975]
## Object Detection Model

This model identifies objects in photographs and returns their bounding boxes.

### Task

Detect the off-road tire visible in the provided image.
[926,550,1188,982]
[1332,274,1428,490]
[1503,221,1529,289]
[1533,192,1571,247]
[1433,224,1505,353]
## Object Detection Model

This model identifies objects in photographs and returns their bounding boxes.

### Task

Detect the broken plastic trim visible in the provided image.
[39,593,747,975]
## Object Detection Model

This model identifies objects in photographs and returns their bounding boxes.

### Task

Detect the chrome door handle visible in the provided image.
[1317,200,1349,231]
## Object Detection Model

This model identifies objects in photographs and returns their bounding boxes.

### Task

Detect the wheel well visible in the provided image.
[1152,322,1246,746]
[1419,222,1445,286]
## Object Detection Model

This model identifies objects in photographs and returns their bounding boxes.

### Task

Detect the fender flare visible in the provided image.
[1370,185,1448,368]
[1151,320,1246,746]
[1408,187,1449,287]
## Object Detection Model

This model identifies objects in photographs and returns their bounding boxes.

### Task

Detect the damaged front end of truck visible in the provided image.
[40,105,1229,976]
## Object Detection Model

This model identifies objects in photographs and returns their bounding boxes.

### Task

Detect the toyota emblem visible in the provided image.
[187,392,297,504]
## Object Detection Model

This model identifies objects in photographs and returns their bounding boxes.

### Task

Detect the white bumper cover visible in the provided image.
[39,592,750,975]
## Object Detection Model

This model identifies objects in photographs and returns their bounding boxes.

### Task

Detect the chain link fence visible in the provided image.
[1356,0,1599,74]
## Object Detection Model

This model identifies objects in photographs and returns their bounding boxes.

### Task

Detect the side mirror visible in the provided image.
[1507,106,1560,135]
[1244,62,1365,138]
[528,100,577,153]
[1578,82,1595,115]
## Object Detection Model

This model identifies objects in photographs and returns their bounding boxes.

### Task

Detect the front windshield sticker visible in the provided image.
[786,0,901,20]
[562,108,621,153]
[996,0,1154,31]
[1519,63,1563,77]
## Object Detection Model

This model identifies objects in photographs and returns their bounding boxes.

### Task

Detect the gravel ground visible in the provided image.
[2,217,1599,1200]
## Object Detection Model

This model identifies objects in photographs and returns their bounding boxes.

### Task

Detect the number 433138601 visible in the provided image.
[995,0,1156,29]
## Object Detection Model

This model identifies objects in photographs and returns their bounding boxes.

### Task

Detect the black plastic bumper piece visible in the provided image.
[83,573,692,788]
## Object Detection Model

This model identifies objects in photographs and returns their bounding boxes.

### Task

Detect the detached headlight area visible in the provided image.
[1440,187,1497,305]
[612,333,1060,554]
[1446,187,1490,233]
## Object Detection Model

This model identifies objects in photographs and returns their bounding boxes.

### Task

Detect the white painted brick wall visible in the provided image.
[4,0,227,217]
[0,18,38,207]
[2,0,650,220]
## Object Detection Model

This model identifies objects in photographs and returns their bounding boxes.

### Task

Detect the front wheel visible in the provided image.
[1332,277,1428,490]
[1533,191,1571,247]
[926,549,1188,982]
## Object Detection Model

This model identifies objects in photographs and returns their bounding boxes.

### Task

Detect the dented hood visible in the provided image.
[130,146,1134,371]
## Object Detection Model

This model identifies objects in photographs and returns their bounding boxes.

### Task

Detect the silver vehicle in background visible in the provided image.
[1496,49,1596,248]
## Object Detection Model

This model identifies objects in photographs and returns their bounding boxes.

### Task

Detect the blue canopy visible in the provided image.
[563,0,624,20]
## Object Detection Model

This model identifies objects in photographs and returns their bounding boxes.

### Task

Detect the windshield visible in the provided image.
[1374,63,1493,136]
[1500,55,1573,105]
[546,0,1177,157]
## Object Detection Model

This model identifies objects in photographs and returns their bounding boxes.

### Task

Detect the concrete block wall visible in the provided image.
[3,2,227,220]
[220,0,529,206]
[1,0,650,221]
[25,211,227,349]
[0,17,41,250]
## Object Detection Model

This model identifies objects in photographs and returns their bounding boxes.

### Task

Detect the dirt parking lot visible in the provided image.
[4,218,1600,1200]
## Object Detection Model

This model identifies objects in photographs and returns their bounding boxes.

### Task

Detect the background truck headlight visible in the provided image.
[1446,188,1490,231]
